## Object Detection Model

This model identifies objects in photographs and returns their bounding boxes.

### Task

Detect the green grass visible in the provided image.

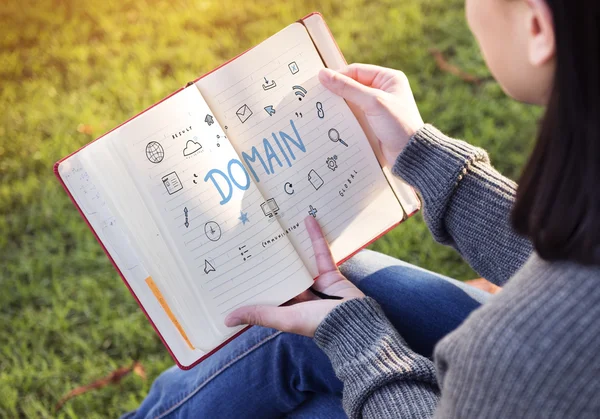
[0,0,540,416]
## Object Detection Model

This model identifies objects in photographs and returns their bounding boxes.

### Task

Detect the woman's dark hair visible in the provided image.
[511,0,599,265]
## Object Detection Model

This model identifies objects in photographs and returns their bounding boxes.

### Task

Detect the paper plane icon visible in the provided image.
[205,114,214,126]
[264,105,276,116]
[204,259,216,274]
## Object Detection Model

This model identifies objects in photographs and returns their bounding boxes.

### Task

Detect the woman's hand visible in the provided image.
[224,216,365,337]
[319,64,424,167]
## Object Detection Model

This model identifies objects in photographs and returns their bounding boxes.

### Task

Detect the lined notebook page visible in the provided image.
[196,23,404,276]
[111,87,312,344]
[58,155,205,366]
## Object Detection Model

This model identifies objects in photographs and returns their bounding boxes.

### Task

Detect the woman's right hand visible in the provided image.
[319,64,424,167]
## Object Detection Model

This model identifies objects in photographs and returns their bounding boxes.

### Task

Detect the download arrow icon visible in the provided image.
[264,105,276,116]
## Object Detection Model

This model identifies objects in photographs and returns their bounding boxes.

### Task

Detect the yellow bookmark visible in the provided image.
[145,277,195,350]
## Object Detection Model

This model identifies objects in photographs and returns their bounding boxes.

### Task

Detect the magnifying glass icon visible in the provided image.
[328,128,348,147]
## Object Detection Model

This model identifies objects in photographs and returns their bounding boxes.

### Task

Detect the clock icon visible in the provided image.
[204,221,222,242]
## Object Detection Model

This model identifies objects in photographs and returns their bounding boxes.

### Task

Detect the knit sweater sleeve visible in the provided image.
[393,125,533,286]
[314,297,440,418]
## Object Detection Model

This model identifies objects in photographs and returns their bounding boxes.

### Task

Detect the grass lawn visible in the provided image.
[0,0,540,416]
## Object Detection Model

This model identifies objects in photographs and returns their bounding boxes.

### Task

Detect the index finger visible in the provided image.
[304,216,337,275]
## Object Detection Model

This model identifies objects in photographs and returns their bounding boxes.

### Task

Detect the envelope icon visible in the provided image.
[236,104,253,123]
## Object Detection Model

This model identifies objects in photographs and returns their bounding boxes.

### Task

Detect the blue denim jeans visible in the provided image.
[124,250,489,418]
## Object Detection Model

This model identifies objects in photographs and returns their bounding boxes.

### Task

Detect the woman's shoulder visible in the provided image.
[438,253,600,359]
[434,254,600,417]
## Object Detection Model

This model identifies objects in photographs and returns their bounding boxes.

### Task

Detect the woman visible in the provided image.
[127,0,599,417]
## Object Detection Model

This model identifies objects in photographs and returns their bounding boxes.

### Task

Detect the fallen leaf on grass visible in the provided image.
[77,123,94,135]
[133,361,147,380]
[55,361,146,412]
[430,49,482,85]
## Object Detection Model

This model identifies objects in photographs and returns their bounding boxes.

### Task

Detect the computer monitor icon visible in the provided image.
[261,198,279,218]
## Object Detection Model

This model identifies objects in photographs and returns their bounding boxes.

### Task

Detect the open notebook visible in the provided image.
[54,13,420,369]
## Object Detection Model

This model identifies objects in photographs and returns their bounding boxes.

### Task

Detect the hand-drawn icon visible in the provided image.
[239,245,252,262]
[204,221,222,242]
[328,128,349,147]
[236,104,253,123]
[308,205,318,218]
[183,138,202,156]
[262,76,276,90]
[288,61,299,74]
[162,172,183,195]
[264,105,276,116]
[204,259,216,274]
[316,102,325,119]
[184,207,189,228]
[239,211,250,225]
[284,182,294,195]
[308,169,324,190]
[261,198,280,218]
[295,112,303,118]
[205,114,215,126]
[292,85,307,101]
[146,141,164,164]
[326,155,338,171]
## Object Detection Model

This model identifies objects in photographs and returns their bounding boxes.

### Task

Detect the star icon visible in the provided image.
[239,211,250,225]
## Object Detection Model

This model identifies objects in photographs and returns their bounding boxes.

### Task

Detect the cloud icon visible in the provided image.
[183,139,202,156]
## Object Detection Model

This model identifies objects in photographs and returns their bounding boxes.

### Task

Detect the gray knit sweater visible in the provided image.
[313,125,600,418]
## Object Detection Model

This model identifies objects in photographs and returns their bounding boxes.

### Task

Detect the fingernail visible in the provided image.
[224,315,241,327]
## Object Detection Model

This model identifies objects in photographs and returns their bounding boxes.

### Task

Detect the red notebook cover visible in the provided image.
[54,12,419,370]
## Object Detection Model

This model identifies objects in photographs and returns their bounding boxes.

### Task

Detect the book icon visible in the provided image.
[308,169,324,190]
[162,171,183,195]
[236,104,253,123]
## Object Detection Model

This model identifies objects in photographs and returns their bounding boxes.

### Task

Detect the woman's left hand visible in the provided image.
[224,216,365,337]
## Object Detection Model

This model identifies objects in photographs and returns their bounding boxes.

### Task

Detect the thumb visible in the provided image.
[319,68,379,111]
[225,305,286,329]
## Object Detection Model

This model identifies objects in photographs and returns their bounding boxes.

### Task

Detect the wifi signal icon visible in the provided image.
[292,85,307,101]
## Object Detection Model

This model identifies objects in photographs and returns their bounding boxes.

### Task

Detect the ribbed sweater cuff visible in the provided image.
[314,297,439,416]
[392,124,490,207]
[314,297,405,360]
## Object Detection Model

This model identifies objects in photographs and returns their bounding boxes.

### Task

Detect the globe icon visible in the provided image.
[146,141,164,164]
